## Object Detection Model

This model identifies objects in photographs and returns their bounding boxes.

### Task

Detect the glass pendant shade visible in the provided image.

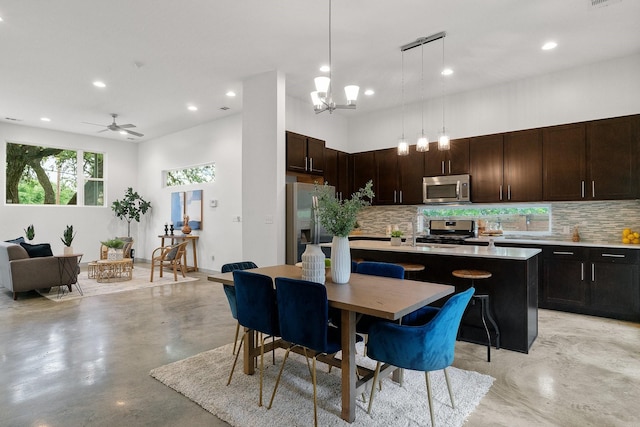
[416,134,429,152]
[344,85,359,105]
[397,138,409,156]
[314,76,331,98]
[310,91,322,108]
[438,132,450,151]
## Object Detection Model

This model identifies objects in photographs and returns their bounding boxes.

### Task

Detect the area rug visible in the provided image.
[150,341,494,426]
[39,266,198,302]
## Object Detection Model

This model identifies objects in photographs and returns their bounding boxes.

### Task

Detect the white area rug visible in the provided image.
[150,341,494,426]
[39,265,197,302]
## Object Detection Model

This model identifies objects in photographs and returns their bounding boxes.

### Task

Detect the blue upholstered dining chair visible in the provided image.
[366,287,475,426]
[268,277,343,427]
[221,261,258,355]
[354,261,405,334]
[227,270,280,407]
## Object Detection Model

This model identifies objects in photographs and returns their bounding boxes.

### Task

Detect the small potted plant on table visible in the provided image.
[390,230,403,246]
[61,225,76,255]
[101,238,125,260]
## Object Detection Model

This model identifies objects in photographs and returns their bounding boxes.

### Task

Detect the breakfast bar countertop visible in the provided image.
[327,239,541,260]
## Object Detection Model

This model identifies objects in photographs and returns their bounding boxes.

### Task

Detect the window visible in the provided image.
[5,142,105,206]
[165,163,215,187]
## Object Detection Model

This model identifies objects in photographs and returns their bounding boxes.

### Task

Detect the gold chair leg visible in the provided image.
[425,371,435,427]
[268,347,291,409]
[302,347,313,378]
[232,322,240,355]
[367,361,381,414]
[259,335,266,406]
[227,334,244,386]
[312,355,318,427]
[444,368,455,408]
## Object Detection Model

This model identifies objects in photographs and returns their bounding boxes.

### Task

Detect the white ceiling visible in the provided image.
[1,0,639,142]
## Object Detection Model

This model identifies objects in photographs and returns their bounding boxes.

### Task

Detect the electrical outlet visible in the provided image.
[211,255,215,261]
[232,216,241,222]
[562,226,570,234]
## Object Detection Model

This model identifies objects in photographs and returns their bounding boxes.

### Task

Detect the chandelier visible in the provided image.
[310,0,359,114]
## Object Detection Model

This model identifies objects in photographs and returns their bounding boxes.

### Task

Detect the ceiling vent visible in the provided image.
[4,117,22,121]
[588,0,621,8]
[220,106,230,111]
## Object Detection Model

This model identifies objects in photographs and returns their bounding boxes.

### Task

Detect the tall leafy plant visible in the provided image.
[315,180,374,237]
[111,187,152,237]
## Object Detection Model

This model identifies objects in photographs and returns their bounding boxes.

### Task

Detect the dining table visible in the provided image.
[207,264,454,423]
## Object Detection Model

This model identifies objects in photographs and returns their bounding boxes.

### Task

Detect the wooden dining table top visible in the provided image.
[207,264,454,321]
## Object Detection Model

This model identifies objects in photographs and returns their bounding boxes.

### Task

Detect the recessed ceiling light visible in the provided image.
[364,89,375,96]
[187,105,198,111]
[319,65,330,73]
[93,81,106,88]
[226,91,236,97]
[441,68,454,76]
[40,117,51,122]
[120,130,128,135]
[542,41,558,50]
[0,16,4,22]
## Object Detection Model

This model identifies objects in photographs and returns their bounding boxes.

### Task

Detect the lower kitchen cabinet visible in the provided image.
[543,247,588,309]
[588,248,640,320]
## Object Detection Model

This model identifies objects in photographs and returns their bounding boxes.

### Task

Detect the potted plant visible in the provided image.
[101,238,125,260]
[390,230,403,246]
[24,224,35,241]
[61,225,76,255]
[315,180,374,284]
[111,187,152,237]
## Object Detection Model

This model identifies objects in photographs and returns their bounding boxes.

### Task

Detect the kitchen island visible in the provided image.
[339,240,541,353]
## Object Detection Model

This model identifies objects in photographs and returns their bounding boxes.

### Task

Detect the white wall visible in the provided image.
[136,113,243,272]
[0,121,138,260]
[285,95,350,151]
[348,53,640,151]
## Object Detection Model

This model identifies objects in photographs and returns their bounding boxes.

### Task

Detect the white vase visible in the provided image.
[301,244,326,285]
[331,236,351,284]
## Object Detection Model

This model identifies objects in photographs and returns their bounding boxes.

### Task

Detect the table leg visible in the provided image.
[191,238,198,272]
[340,309,356,422]
[243,328,256,375]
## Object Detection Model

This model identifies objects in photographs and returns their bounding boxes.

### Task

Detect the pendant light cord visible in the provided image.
[401,50,405,139]
[441,35,446,133]
[328,0,332,100]
[421,43,425,135]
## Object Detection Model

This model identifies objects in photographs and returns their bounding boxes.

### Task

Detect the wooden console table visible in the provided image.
[158,234,199,272]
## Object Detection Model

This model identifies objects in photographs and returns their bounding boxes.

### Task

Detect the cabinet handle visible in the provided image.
[399,190,403,204]
[448,160,452,175]
[393,190,397,203]
[441,161,445,175]
[499,185,503,201]
[601,253,625,258]
[592,181,595,198]
[310,157,313,171]
[305,156,308,171]
[508,184,511,200]
[553,251,574,255]
[581,262,584,281]
[581,181,585,198]
[591,263,595,282]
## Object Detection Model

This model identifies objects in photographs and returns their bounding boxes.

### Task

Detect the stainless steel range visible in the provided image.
[417,220,475,245]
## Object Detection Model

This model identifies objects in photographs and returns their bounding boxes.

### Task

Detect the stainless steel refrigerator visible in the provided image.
[286,182,334,264]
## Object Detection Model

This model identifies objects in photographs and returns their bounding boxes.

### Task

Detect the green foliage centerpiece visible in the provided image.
[315,180,374,283]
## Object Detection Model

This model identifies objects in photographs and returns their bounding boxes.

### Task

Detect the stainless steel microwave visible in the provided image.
[423,174,471,204]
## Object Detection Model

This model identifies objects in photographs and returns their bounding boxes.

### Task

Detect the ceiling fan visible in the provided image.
[83,113,144,137]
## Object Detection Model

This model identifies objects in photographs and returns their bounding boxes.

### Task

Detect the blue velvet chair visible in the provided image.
[227,270,279,407]
[354,262,405,334]
[221,261,258,355]
[366,287,475,426]
[268,277,343,426]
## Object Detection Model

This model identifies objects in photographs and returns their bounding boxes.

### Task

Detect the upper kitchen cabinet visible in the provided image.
[373,146,424,205]
[351,150,376,201]
[324,148,351,201]
[543,115,638,201]
[424,138,469,176]
[504,129,543,202]
[586,115,638,200]
[469,134,504,203]
[286,131,325,175]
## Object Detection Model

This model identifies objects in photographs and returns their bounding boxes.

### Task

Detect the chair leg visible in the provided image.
[444,368,455,408]
[227,334,244,386]
[232,322,240,355]
[312,356,318,427]
[484,298,501,350]
[367,361,381,414]
[425,372,435,427]
[259,335,266,406]
[173,263,178,281]
[150,264,154,282]
[478,298,492,362]
[268,347,291,409]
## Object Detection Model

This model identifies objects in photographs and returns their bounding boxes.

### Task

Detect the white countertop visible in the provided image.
[467,236,640,249]
[331,239,541,260]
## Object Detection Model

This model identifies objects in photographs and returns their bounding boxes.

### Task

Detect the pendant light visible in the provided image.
[397,50,409,156]
[310,0,359,114]
[437,34,450,151]
[416,42,429,152]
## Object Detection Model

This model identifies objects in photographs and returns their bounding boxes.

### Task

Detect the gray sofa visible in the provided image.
[0,241,78,300]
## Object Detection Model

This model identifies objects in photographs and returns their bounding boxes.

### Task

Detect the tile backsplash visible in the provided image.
[356,200,640,244]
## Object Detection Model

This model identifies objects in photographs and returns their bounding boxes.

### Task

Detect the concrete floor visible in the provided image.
[1,266,639,427]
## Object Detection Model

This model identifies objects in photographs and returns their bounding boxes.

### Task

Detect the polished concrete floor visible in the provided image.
[1,266,639,426]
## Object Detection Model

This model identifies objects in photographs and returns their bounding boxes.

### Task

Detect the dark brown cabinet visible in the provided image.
[543,247,588,309]
[286,131,325,175]
[324,148,351,201]
[365,146,425,205]
[397,145,426,204]
[424,138,469,176]
[543,116,638,201]
[351,151,376,201]
[470,130,543,203]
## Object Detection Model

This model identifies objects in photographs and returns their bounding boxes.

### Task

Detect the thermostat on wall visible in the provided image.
[210,199,218,207]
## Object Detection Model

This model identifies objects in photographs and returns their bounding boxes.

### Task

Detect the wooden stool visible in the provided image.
[452,269,501,362]
[397,263,425,280]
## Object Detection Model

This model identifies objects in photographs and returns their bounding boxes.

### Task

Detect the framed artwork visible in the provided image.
[171,190,203,230]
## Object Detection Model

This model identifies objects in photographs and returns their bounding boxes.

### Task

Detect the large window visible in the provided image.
[5,142,105,206]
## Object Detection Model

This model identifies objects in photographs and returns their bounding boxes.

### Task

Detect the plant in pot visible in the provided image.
[315,180,374,284]
[111,187,152,238]
[101,238,125,260]
[61,225,76,255]
[390,230,403,246]
[24,224,35,241]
